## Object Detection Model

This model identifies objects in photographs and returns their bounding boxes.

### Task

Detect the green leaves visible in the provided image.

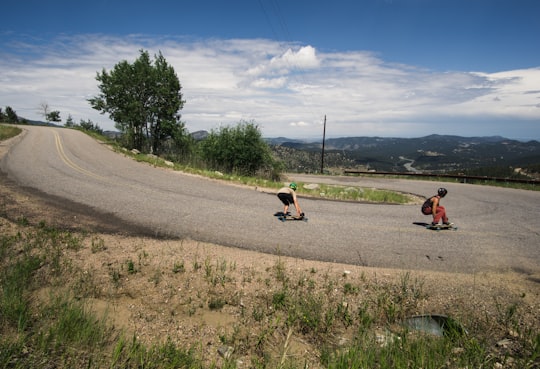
[46,111,61,123]
[200,120,275,176]
[88,50,185,154]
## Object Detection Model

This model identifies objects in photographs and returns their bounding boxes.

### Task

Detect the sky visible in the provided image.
[1,0,539,140]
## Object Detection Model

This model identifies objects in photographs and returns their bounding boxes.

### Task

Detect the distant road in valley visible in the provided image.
[398,156,421,173]
[2,126,539,275]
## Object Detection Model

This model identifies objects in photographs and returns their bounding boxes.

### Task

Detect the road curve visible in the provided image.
[1,126,539,274]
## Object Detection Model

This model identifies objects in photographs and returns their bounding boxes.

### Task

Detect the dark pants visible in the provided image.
[278,193,293,205]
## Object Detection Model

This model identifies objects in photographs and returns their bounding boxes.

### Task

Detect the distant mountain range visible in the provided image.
[267,135,540,174]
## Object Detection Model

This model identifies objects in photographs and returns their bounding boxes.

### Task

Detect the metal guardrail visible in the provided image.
[343,170,540,185]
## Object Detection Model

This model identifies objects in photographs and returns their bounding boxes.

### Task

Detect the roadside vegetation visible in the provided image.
[0,216,538,368]
[0,124,21,140]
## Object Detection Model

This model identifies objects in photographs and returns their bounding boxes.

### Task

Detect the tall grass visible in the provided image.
[0,223,207,368]
[0,247,40,331]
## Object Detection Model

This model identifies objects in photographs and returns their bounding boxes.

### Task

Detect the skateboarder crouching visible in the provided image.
[421,188,452,226]
[277,182,304,218]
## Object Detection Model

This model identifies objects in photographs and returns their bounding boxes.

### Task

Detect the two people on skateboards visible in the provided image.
[277,182,452,228]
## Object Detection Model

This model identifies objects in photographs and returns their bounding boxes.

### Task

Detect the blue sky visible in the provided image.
[1,0,539,140]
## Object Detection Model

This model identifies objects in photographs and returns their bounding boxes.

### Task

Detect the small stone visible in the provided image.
[507,329,519,338]
[451,347,464,354]
[303,183,319,190]
[218,345,234,359]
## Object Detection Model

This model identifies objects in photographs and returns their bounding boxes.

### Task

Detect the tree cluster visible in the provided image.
[200,121,279,177]
[64,115,102,133]
[0,106,20,123]
[39,102,61,124]
[89,50,186,155]
[89,50,279,179]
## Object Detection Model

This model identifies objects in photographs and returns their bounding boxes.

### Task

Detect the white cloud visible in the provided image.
[290,121,310,127]
[270,45,320,70]
[251,77,288,89]
[0,34,539,139]
[247,45,320,77]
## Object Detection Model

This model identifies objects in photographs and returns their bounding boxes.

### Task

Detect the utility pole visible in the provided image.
[320,115,326,174]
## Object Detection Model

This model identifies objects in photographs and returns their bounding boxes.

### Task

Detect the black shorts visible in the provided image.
[278,193,294,205]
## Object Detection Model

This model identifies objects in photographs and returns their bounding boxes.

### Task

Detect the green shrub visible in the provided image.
[199,120,277,176]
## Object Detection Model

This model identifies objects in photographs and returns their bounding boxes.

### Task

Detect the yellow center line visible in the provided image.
[53,131,148,193]
[54,131,109,182]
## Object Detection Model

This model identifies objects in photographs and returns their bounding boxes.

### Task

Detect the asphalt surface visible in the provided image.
[2,126,539,274]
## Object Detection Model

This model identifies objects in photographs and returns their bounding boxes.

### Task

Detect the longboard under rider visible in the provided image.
[273,212,308,222]
[425,223,457,231]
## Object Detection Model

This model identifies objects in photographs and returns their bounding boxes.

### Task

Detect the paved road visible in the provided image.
[2,126,539,274]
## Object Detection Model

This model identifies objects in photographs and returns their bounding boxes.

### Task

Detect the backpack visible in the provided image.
[421,197,433,215]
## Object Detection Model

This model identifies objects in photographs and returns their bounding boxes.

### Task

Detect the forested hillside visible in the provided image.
[269,135,540,179]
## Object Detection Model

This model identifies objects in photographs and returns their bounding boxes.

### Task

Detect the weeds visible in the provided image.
[126,259,136,274]
[208,297,226,310]
[0,124,21,140]
[173,260,185,273]
[304,185,411,204]
[38,294,111,351]
[0,218,538,368]
[91,236,107,253]
[0,254,41,331]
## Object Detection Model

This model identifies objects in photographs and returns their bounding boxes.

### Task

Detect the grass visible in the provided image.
[0,221,206,368]
[1,218,538,368]
[0,124,22,140]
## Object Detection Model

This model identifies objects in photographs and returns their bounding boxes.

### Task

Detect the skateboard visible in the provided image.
[426,223,457,231]
[273,212,308,222]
